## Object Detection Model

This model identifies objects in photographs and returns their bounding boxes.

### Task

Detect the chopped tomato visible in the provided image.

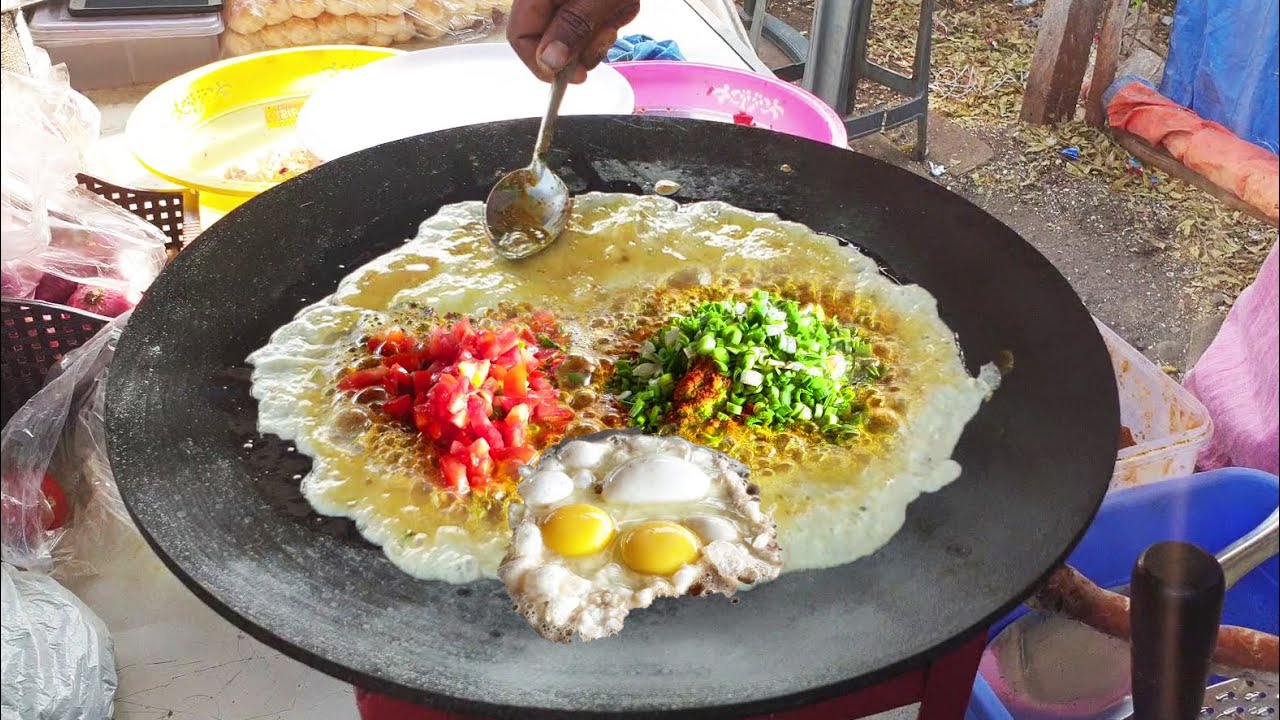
[337,366,389,391]
[504,361,529,396]
[529,310,558,335]
[456,359,491,388]
[412,370,434,395]
[383,394,413,422]
[474,330,506,360]
[385,352,421,371]
[367,327,410,356]
[528,371,552,392]
[494,396,523,413]
[533,402,575,427]
[496,329,521,354]
[468,398,504,449]
[492,445,537,463]
[503,403,530,446]
[438,455,469,493]
[451,317,475,345]
[457,437,495,487]
[338,314,575,492]
[488,364,507,383]
[425,329,457,361]
[435,371,461,396]
[384,364,412,394]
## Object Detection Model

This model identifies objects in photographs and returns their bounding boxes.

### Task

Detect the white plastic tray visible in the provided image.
[296,43,635,161]
[1097,318,1214,489]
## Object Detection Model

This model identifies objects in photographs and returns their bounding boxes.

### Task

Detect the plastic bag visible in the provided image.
[1,314,130,574]
[0,55,97,296]
[0,52,99,195]
[49,365,137,583]
[1,55,166,313]
[220,0,513,55]
[1,563,117,720]
[2,185,168,311]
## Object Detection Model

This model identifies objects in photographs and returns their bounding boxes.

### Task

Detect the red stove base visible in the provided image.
[355,632,985,720]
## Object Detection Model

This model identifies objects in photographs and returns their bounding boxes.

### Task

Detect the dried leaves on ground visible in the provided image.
[988,121,1275,304]
[842,0,1276,302]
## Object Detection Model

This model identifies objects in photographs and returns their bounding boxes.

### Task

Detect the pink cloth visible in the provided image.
[1184,243,1280,475]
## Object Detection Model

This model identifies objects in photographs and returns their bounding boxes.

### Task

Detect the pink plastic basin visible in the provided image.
[610,61,849,148]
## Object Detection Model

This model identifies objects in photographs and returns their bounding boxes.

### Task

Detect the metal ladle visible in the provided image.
[484,67,574,260]
[983,507,1279,719]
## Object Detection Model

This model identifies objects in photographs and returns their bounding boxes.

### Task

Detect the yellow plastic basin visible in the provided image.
[126,46,403,218]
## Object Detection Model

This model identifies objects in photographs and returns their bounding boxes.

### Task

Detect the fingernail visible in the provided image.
[539,41,571,72]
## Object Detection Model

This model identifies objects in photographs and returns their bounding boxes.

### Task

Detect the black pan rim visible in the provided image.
[106,114,1120,719]
[112,506,1108,719]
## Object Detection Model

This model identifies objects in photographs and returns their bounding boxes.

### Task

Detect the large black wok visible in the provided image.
[105,116,1119,718]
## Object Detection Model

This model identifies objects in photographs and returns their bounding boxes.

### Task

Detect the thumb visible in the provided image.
[535,0,621,73]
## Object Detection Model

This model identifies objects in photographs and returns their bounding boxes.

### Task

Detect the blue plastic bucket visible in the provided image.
[969,468,1279,719]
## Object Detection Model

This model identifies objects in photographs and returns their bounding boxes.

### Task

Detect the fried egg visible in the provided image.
[499,431,782,642]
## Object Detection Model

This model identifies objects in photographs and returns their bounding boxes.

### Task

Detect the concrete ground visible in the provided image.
[850,117,1225,373]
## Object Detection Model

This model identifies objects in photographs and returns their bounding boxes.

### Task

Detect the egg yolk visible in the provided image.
[619,521,701,576]
[540,504,615,557]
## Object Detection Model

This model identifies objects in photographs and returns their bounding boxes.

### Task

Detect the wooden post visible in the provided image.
[1085,0,1128,126]
[1020,0,1108,124]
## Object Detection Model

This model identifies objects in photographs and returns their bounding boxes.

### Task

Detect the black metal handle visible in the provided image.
[1130,540,1225,720]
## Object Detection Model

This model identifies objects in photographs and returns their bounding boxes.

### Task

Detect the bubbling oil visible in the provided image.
[247,193,997,583]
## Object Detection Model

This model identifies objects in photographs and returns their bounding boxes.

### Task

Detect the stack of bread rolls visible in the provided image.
[221,0,511,55]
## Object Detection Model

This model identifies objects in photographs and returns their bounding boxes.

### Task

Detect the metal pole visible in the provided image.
[802,0,862,115]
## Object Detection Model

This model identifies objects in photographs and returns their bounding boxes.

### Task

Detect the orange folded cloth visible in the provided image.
[1108,82,1279,224]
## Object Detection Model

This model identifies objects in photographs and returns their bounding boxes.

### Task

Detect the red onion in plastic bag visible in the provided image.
[33,273,78,304]
[0,261,44,298]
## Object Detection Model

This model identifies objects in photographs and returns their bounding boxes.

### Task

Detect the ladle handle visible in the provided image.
[1129,540,1225,720]
[1218,507,1279,588]
[532,67,573,166]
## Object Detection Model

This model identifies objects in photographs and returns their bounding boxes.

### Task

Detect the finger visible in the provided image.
[507,0,559,81]
[576,1,638,72]
[601,0,640,33]
[578,31,617,73]
[534,0,628,74]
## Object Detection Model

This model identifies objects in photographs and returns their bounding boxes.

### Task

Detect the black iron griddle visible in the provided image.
[105,116,1119,719]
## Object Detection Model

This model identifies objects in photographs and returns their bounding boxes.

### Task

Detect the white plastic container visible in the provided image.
[1096,318,1214,490]
[28,2,223,91]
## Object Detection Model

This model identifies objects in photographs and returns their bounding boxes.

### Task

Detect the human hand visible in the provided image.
[507,0,641,83]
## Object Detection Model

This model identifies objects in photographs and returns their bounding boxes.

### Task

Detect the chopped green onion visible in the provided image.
[611,290,885,432]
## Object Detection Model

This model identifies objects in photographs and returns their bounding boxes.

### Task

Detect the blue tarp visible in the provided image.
[606,35,686,63]
[1160,0,1279,153]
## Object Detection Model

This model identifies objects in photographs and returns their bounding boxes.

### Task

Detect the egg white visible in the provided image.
[500,432,783,642]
